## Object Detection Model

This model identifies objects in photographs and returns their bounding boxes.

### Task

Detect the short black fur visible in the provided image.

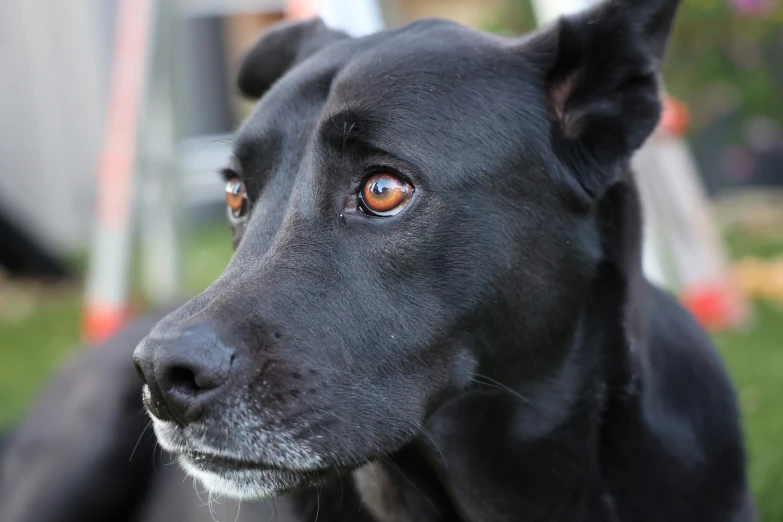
[132,0,754,520]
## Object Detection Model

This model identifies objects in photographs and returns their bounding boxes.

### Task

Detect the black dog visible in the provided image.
[133,0,754,520]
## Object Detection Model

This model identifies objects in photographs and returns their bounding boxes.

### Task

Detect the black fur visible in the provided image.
[131,0,753,520]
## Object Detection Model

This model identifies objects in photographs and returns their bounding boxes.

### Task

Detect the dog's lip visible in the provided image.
[181,449,332,477]
[152,421,334,476]
[183,450,286,473]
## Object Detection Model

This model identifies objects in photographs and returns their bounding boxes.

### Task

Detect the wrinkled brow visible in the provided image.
[318,109,389,157]
[229,129,286,195]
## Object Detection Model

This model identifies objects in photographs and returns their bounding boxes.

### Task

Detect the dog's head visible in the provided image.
[133,0,680,500]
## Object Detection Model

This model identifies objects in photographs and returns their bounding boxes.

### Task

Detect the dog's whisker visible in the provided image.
[129,419,153,462]
[382,456,442,515]
[337,468,345,507]
[341,121,356,152]
[316,424,354,454]
[193,476,208,506]
[233,499,242,522]
[207,490,219,522]
[314,486,322,522]
[329,385,392,409]
[151,440,161,475]
[312,406,349,424]
[472,373,533,404]
[418,425,449,469]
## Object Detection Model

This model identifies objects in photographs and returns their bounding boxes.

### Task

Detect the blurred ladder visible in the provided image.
[83,0,285,343]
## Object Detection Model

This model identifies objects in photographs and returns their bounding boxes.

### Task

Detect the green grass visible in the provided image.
[725,228,783,261]
[715,302,783,522]
[0,224,780,518]
[719,228,783,522]
[0,293,82,426]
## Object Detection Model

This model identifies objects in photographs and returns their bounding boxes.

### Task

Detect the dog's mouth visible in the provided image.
[177,447,335,499]
[182,449,286,473]
[151,419,336,499]
[181,449,333,477]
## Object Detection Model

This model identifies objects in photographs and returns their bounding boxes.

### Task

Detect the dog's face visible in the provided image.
[133,0,679,500]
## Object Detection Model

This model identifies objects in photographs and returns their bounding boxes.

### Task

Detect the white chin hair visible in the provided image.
[178,457,304,501]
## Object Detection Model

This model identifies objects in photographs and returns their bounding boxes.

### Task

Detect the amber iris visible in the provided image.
[225,178,247,218]
[360,173,412,216]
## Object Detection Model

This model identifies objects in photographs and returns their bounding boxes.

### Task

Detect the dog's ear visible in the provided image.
[237,18,351,99]
[526,0,680,200]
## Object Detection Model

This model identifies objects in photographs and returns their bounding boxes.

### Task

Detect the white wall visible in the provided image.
[0,0,106,252]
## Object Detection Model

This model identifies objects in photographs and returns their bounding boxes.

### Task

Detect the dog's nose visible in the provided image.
[133,323,234,425]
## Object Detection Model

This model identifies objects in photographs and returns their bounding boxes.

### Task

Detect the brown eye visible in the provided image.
[225,178,248,219]
[359,173,413,217]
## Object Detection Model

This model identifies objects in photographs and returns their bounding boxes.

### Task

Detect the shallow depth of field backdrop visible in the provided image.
[0,0,781,520]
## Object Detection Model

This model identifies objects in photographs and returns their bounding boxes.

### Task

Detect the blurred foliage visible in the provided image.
[664,0,783,137]
[485,0,783,143]
[483,0,538,35]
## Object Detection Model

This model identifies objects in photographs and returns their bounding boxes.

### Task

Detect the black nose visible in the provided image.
[133,322,234,425]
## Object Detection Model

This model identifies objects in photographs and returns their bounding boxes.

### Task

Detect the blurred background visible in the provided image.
[0,0,781,519]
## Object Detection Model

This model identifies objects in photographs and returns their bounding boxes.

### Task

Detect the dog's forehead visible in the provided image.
[233,20,546,182]
[328,22,510,112]
[242,23,506,118]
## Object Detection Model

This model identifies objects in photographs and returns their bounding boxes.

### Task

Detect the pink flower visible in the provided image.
[728,0,775,15]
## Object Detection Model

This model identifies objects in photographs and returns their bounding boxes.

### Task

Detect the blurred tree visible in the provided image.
[664,0,783,134]
[485,0,783,192]
[482,0,537,35]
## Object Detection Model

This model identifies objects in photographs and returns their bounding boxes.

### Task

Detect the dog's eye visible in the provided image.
[225,178,248,219]
[359,173,413,217]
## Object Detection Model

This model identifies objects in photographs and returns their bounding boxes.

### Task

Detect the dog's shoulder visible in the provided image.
[642,283,740,422]
[641,283,744,454]
[602,282,751,520]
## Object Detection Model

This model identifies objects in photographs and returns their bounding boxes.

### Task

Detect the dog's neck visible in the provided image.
[354,170,649,522]
[586,167,647,396]
[479,167,648,412]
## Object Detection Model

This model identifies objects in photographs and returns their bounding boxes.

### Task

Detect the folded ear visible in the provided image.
[526,0,680,200]
[237,18,351,99]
